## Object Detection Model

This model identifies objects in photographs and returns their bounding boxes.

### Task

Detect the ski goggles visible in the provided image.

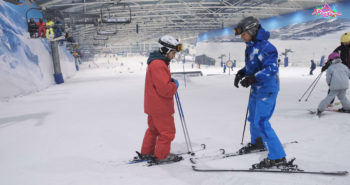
[159,39,182,52]
[234,26,243,35]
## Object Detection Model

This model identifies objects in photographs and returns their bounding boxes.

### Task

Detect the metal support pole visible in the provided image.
[51,41,64,84]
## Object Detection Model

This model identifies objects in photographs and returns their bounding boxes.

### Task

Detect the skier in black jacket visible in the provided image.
[333,32,350,69]
[321,32,350,107]
[27,18,37,38]
[322,32,350,72]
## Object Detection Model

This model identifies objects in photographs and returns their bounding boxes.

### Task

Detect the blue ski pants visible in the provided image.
[248,91,286,160]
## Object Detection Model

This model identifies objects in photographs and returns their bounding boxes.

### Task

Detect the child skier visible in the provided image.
[137,35,183,164]
[317,52,350,115]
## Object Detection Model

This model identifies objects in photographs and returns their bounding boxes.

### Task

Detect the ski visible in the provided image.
[190,141,297,164]
[308,109,350,116]
[192,166,348,176]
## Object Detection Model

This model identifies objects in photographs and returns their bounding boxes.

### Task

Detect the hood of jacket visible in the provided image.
[147,50,170,65]
[246,26,270,46]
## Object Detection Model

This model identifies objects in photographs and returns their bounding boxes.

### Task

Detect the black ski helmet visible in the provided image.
[234,16,260,36]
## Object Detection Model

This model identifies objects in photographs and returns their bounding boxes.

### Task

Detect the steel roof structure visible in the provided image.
[22,0,339,54]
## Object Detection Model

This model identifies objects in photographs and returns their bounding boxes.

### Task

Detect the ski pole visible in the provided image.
[175,92,194,155]
[298,72,322,102]
[305,72,323,102]
[175,92,193,155]
[241,88,252,145]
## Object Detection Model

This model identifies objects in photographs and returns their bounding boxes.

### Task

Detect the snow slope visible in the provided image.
[0,1,76,101]
[0,64,349,185]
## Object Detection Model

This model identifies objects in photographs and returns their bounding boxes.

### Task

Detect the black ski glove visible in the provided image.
[234,70,245,88]
[240,75,256,88]
[321,60,332,72]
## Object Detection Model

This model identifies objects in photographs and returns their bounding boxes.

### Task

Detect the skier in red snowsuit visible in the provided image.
[140,35,182,163]
[36,18,46,38]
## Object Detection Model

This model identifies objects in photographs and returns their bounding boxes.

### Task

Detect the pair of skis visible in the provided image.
[190,141,348,176]
[128,144,206,166]
[308,109,350,117]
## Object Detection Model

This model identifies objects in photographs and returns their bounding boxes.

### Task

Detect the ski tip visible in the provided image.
[190,158,197,164]
[335,171,348,175]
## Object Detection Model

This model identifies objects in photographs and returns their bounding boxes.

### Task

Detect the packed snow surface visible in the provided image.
[0,63,349,185]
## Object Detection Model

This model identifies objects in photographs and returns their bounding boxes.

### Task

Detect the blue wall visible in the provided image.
[197,0,350,43]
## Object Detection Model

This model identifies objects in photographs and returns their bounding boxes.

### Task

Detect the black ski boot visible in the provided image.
[252,157,287,169]
[252,157,300,171]
[148,153,183,166]
[338,108,350,113]
[238,137,266,154]
[316,109,322,116]
[133,151,154,161]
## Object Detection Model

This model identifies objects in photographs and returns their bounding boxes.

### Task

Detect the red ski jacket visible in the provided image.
[144,58,177,116]
[36,21,46,28]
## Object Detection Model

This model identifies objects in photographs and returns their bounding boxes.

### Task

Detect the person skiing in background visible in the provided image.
[321,32,350,107]
[317,52,350,115]
[36,18,46,38]
[46,18,55,39]
[233,16,287,168]
[310,59,316,75]
[27,17,37,38]
[138,35,183,164]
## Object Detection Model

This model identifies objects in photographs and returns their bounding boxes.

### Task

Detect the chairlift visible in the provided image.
[69,14,99,26]
[94,36,109,40]
[100,2,131,24]
[4,0,25,5]
[25,8,43,22]
[97,29,117,35]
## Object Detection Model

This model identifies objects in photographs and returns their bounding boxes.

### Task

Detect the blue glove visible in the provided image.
[171,78,179,88]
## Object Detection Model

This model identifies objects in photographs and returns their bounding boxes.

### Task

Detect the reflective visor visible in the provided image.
[234,27,242,35]
[176,44,182,52]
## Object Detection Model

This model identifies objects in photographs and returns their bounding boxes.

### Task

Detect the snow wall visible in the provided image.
[0,1,76,101]
[196,0,350,67]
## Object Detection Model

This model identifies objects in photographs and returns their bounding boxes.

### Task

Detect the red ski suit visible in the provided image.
[141,56,177,160]
[36,21,46,38]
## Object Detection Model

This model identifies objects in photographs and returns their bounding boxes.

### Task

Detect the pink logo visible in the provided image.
[312,3,342,19]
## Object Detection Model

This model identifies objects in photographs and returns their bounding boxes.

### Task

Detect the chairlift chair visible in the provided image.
[100,2,131,24]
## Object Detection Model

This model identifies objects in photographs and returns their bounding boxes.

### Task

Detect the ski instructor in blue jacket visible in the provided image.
[233,17,287,168]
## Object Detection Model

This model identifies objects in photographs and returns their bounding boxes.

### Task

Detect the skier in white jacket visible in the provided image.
[317,52,350,114]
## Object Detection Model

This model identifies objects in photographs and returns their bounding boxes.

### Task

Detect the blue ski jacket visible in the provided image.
[239,27,280,93]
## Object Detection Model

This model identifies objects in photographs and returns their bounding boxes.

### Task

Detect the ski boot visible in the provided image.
[316,109,322,117]
[252,157,287,169]
[252,157,300,171]
[148,153,183,166]
[238,137,266,154]
[337,108,350,113]
[132,151,154,161]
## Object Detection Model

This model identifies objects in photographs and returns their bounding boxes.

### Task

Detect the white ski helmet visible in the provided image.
[158,35,182,55]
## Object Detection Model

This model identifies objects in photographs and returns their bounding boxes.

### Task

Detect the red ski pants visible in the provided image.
[38,27,46,38]
[141,115,176,160]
